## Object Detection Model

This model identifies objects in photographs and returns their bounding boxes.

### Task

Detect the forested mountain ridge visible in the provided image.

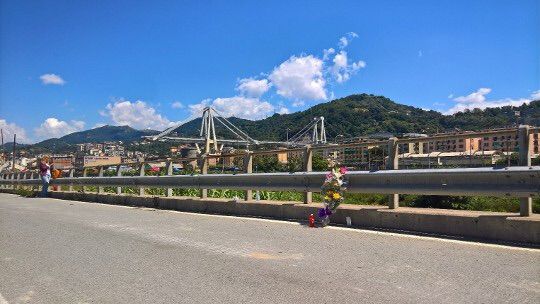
[25,125,158,154]
[172,94,539,141]
[24,93,539,153]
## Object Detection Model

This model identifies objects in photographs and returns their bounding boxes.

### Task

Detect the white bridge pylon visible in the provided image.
[145,107,328,154]
[312,117,327,144]
[287,116,327,145]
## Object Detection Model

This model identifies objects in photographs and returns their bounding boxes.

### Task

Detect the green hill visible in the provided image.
[172,94,539,141]
[27,125,158,154]
[20,94,540,154]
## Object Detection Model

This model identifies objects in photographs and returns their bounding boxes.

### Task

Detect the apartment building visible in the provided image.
[419,138,481,153]
[479,133,539,154]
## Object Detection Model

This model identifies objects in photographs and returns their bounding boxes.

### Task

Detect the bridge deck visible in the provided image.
[0,193,538,303]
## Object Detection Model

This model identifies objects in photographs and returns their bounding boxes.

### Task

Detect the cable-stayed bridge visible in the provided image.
[144,106,327,154]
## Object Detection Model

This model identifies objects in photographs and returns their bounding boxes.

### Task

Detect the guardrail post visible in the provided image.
[139,163,145,196]
[68,169,74,192]
[9,173,13,189]
[387,137,399,209]
[243,152,253,201]
[82,168,87,193]
[200,155,208,199]
[116,165,122,195]
[24,172,29,190]
[518,125,532,216]
[303,145,313,204]
[26,172,30,191]
[165,161,173,197]
[21,172,26,190]
[31,171,37,191]
[15,172,19,190]
[97,166,104,193]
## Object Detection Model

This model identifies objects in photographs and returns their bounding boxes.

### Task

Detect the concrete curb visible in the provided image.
[2,189,539,245]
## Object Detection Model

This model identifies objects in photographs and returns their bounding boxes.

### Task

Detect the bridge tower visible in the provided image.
[200,107,219,154]
[312,117,327,144]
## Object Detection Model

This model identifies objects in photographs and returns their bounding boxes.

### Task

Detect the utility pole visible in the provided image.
[12,134,16,171]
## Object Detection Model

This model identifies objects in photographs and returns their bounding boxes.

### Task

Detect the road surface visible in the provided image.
[0,193,539,303]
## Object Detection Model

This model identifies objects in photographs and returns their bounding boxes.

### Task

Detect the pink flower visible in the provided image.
[339,167,348,174]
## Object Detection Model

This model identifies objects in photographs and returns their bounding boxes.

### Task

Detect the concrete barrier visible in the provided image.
[2,189,539,245]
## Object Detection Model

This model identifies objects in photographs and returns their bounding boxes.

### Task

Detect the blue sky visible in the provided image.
[0,0,539,143]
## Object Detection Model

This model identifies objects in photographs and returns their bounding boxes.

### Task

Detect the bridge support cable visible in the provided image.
[211,108,259,144]
[288,119,318,144]
[288,117,327,145]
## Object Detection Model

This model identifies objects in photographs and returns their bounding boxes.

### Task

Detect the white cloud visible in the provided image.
[189,96,274,120]
[331,51,366,83]
[189,32,365,116]
[445,88,538,114]
[34,118,85,139]
[323,48,335,60]
[292,100,305,107]
[171,101,184,109]
[277,107,290,114]
[453,87,491,103]
[102,99,174,130]
[40,73,65,85]
[0,119,30,143]
[269,55,327,100]
[338,32,358,49]
[236,78,271,98]
[531,90,540,100]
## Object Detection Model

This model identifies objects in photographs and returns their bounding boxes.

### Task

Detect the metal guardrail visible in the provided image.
[2,167,539,197]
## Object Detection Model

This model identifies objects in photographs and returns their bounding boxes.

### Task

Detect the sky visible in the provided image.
[0,0,539,143]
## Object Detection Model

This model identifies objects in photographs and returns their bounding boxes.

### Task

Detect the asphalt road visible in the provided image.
[0,193,539,303]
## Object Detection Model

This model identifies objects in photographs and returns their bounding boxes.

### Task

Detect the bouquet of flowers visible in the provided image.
[318,165,347,227]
